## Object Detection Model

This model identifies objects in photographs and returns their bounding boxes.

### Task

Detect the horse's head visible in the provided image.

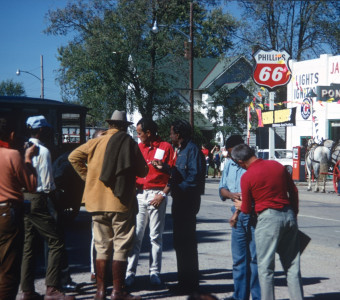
[322,139,335,150]
[307,139,315,150]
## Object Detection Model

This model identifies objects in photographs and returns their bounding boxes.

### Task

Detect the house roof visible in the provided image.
[212,81,253,100]
[193,58,218,89]
[198,55,253,92]
[158,55,253,94]
[158,56,218,90]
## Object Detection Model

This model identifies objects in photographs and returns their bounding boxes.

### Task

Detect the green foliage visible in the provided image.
[0,80,26,96]
[45,0,237,126]
[207,86,247,144]
[230,0,340,61]
[155,111,209,147]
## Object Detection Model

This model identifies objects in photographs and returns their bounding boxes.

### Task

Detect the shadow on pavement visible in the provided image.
[69,267,234,299]
[274,271,328,287]
[305,293,340,300]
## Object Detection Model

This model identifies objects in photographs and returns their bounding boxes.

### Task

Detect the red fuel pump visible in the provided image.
[292,146,306,181]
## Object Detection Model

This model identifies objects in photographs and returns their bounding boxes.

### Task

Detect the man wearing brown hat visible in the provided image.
[69,111,148,300]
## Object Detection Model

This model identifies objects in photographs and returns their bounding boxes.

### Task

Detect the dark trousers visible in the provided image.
[172,195,200,291]
[20,194,65,291]
[0,202,24,300]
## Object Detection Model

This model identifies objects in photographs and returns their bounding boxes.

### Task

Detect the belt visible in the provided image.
[0,200,22,208]
[257,205,292,216]
[136,188,163,193]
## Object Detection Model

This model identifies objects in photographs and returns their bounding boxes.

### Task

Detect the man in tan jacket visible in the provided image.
[69,111,148,300]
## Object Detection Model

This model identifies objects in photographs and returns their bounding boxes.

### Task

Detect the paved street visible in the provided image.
[31,178,340,299]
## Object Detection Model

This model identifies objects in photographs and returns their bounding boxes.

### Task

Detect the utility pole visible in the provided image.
[269,91,275,159]
[40,54,44,99]
[189,1,194,132]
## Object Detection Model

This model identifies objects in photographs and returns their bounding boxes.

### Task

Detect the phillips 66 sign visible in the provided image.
[253,49,292,89]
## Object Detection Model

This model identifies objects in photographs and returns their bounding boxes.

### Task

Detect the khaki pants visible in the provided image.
[92,210,135,261]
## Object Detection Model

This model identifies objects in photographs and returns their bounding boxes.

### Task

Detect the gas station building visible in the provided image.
[286,54,340,149]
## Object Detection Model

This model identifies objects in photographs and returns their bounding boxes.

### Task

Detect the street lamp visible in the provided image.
[16,54,44,99]
[151,2,194,131]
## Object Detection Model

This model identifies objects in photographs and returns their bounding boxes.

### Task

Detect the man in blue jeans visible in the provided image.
[219,135,261,300]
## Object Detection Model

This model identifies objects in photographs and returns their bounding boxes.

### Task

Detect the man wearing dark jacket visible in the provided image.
[169,119,204,295]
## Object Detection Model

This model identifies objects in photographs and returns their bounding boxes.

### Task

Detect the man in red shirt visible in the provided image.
[231,144,303,300]
[0,117,37,300]
[125,118,174,287]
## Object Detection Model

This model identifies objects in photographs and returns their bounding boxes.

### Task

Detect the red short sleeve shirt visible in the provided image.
[136,137,175,190]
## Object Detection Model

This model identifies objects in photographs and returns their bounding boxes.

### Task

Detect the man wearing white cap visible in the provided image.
[18,115,74,300]
[69,110,148,300]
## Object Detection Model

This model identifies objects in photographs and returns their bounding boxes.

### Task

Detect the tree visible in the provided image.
[227,0,340,61]
[0,80,26,97]
[45,0,237,125]
[207,86,247,144]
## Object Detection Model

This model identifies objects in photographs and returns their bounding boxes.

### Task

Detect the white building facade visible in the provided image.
[286,54,340,149]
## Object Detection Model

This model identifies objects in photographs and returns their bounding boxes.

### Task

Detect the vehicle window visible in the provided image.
[258,152,269,159]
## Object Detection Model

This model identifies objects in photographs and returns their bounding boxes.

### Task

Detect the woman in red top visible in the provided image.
[201,144,210,178]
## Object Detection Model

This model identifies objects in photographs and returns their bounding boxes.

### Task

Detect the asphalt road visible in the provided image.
[31,178,340,299]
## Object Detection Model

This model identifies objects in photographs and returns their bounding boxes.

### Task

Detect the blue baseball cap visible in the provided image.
[26,115,51,129]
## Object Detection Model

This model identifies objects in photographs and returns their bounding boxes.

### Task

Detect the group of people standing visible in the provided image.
[68,111,205,299]
[202,144,228,179]
[0,110,304,300]
[1,115,76,300]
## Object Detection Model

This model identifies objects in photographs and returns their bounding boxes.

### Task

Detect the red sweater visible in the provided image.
[136,137,174,190]
[240,159,298,215]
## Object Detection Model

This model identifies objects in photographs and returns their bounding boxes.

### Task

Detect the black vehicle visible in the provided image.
[0,96,88,220]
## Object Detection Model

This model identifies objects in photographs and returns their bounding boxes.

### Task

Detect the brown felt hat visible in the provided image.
[105,110,133,125]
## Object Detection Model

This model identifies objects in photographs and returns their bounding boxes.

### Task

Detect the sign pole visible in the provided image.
[269,91,275,159]
[252,48,292,155]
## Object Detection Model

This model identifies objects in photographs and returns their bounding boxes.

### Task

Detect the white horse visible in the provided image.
[305,143,331,192]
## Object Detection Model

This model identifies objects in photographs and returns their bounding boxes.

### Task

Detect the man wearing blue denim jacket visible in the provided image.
[219,135,260,300]
[169,119,204,295]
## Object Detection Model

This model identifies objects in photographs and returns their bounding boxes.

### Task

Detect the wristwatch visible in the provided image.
[158,191,167,198]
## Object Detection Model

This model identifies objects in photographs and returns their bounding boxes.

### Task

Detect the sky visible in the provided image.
[0,0,240,102]
[0,0,72,100]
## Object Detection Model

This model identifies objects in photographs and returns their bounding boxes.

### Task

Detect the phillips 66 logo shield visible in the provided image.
[253,49,292,89]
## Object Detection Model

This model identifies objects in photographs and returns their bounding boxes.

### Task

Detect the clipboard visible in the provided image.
[298,230,311,254]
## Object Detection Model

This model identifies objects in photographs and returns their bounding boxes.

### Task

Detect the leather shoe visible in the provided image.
[44,287,75,300]
[17,291,42,300]
[150,274,162,286]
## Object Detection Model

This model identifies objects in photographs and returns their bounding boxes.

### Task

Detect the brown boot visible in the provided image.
[111,260,141,300]
[44,287,74,300]
[17,291,42,300]
[94,259,108,300]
